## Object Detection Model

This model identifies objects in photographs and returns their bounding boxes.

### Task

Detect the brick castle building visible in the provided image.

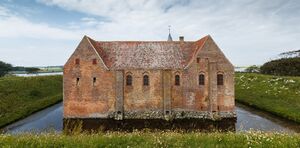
[63,34,235,122]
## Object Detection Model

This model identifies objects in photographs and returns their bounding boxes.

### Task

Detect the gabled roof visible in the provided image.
[87,35,209,70]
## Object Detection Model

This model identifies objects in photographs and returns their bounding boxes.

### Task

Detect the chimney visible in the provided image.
[179,36,184,41]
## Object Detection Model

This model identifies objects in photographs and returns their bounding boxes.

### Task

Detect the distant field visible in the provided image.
[0,131,299,147]
[0,75,62,128]
[39,66,63,73]
[235,73,300,123]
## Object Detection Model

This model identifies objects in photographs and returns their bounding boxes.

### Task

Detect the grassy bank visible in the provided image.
[0,131,299,147]
[235,73,300,123]
[0,75,62,128]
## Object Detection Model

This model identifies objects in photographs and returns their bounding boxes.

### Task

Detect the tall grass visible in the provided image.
[235,73,300,123]
[0,131,299,147]
[0,75,62,128]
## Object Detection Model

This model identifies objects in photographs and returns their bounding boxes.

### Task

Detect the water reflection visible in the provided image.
[3,103,63,134]
[14,72,62,77]
[63,118,236,132]
[236,103,300,133]
[2,102,300,134]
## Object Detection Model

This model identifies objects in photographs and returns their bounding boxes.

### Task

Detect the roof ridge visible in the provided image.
[96,41,195,43]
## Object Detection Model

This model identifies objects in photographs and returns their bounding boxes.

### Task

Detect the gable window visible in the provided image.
[199,74,205,85]
[143,75,149,86]
[126,75,132,86]
[217,74,224,85]
[175,75,180,86]
[75,58,80,65]
[76,77,80,86]
[92,59,97,65]
[93,77,96,86]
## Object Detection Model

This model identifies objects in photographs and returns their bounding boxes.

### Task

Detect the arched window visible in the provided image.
[217,74,224,85]
[126,75,132,86]
[199,74,205,85]
[175,75,180,86]
[143,75,149,86]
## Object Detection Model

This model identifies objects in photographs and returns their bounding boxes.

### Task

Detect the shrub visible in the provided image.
[0,61,12,77]
[260,57,300,76]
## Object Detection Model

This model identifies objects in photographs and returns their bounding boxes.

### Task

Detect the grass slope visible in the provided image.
[0,75,62,128]
[235,73,300,123]
[0,131,299,147]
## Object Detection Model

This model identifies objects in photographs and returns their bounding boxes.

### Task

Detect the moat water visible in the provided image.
[2,102,300,134]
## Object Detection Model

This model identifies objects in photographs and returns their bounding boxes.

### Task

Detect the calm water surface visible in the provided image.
[14,72,62,77]
[3,102,300,134]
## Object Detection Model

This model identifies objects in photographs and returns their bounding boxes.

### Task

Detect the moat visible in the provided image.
[2,102,300,134]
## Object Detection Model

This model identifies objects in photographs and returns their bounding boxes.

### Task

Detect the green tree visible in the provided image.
[25,67,40,74]
[245,65,260,73]
[0,60,13,77]
[260,57,300,76]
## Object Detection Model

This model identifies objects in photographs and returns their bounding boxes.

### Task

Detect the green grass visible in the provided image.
[0,75,62,128]
[235,73,300,123]
[0,131,299,147]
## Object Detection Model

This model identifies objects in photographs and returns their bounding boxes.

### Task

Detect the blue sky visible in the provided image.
[0,0,300,66]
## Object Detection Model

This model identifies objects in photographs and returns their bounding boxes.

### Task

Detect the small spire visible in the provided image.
[167,25,173,41]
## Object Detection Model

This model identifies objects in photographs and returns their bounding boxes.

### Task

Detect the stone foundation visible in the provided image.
[64,111,236,121]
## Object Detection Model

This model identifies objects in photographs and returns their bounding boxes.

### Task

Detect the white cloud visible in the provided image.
[36,0,300,40]
[0,5,80,40]
[0,16,81,40]
[1,0,300,66]
[80,17,101,26]
[0,5,10,16]
[0,39,75,67]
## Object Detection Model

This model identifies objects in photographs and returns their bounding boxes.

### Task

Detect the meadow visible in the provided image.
[39,66,63,73]
[235,73,300,123]
[0,75,62,128]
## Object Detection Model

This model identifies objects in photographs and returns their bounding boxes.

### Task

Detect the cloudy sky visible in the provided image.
[0,0,299,67]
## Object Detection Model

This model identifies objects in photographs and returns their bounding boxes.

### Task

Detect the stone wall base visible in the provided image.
[64,111,236,121]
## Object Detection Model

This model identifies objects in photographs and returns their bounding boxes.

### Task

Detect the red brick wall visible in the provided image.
[171,37,234,112]
[64,37,116,118]
[63,36,235,119]
[123,70,163,111]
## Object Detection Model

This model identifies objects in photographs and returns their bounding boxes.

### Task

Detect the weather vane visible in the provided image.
[168,25,171,34]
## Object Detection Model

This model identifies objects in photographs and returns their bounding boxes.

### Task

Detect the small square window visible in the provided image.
[217,74,224,85]
[93,77,96,86]
[76,77,80,86]
[92,59,97,65]
[75,58,80,64]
